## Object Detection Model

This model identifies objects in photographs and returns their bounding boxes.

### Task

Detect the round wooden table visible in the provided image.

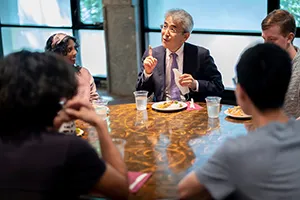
[77,103,251,200]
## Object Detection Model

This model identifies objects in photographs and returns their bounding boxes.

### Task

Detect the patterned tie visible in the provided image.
[170,53,181,100]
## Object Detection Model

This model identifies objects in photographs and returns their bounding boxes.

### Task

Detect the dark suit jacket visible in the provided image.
[136,43,224,102]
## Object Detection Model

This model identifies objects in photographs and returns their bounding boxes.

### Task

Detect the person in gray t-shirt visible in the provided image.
[178,43,299,200]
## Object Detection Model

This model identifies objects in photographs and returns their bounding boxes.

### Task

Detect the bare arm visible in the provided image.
[63,102,128,177]
[136,47,157,96]
[87,118,128,199]
[178,139,236,200]
[56,99,129,199]
[94,119,127,177]
[89,75,100,101]
[90,163,129,200]
[178,171,212,200]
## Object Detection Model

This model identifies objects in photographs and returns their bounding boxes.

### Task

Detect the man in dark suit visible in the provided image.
[136,9,224,102]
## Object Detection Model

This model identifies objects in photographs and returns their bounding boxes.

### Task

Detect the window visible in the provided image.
[1,27,72,55]
[280,0,300,27]
[144,0,300,92]
[80,0,103,24]
[0,0,107,77]
[78,30,107,77]
[77,0,105,76]
[146,0,268,32]
[0,0,72,26]
[147,32,263,89]
[144,0,268,90]
[294,37,300,47]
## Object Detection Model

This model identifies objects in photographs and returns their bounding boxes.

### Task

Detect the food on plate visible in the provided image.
[174,101,183,108]
[157,101,173,109]
[157,101,183,109]
[76,127,84,137]
[227,106,249,116]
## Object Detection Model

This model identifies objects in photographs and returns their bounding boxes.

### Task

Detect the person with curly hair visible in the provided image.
[45,33,100,103]
[0,50,128,199]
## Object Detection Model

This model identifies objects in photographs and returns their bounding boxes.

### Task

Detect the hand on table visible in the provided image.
[143,45,157,74]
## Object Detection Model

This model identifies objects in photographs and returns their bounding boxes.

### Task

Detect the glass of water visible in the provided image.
[135,110,148,127]
[205,96,222,118]
[112,138,126,158]
[92,99,110,119]
[133,90,148,110]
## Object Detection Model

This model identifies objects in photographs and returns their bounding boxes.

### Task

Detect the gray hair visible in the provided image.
[165,9,194,33]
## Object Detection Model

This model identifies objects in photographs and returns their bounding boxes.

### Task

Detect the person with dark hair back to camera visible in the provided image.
[177,43,300,199]
[45,33,100,103]
[0,50,128,199]
[261,9,300,118]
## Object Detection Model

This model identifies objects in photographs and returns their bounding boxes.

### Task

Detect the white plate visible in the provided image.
[224,109,252,119]
[152,101,187,112]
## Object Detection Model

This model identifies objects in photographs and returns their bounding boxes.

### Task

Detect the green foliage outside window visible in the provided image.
[280,0,300,27]
[80,0,103,24]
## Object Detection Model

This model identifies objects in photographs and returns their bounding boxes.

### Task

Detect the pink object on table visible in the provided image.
[128,171,152,193]
[186,101,203,111]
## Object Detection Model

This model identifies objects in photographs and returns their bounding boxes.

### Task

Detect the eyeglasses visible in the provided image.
[160,24,184,34]
[232,76,238,86]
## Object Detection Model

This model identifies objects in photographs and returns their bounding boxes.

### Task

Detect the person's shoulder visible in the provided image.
[223,121,295,156]
[50,132,98,157]
[61,133,91,147]
[185,42,209,54]
[36,132,82,154]
[220,132,267,158]
[78,67,93,78]
[152,45,165,51]
[42,131,87,146]
[269,119,300,139]
[294,46,300,63]
[78,66,90,74]
[41,131,71,140]
[152,45,165,55]
[185,42,207,51]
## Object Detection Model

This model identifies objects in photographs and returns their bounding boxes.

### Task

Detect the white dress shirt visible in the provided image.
[143,43,198,101]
